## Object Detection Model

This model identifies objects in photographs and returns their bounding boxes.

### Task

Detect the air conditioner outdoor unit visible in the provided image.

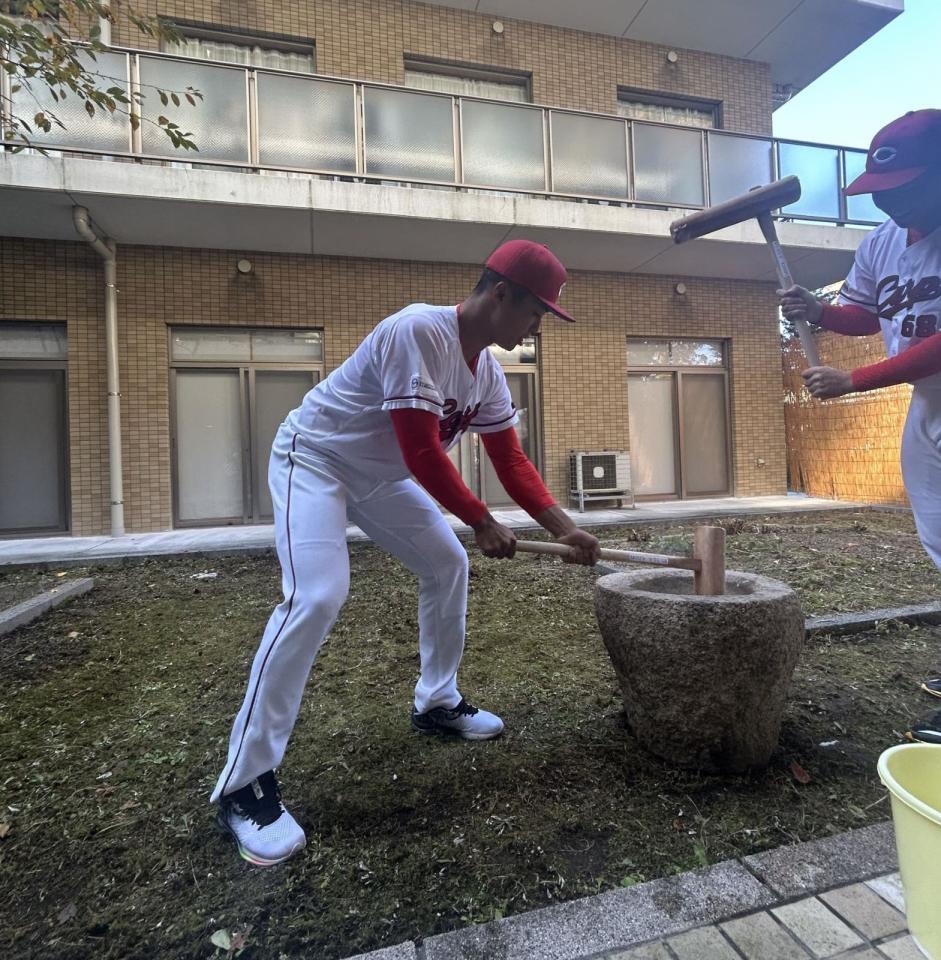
[569,451,633,512]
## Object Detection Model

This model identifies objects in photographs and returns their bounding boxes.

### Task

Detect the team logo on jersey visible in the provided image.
[439,399,481,445]
[877,274,941,317]
[410,375,436,394]
[872,146,898,165]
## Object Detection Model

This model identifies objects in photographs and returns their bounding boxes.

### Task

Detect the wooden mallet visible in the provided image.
[515,524,726,595]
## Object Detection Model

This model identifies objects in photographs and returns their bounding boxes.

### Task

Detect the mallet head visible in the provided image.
[669,175,802,244]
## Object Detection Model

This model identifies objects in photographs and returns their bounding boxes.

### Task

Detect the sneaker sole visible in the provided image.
[216,811,306,867]
[410,719,504,741]
[920,683,941,699]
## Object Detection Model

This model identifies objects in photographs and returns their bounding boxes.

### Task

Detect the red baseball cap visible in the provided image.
[485,239,575,322]
[845,109,941,196]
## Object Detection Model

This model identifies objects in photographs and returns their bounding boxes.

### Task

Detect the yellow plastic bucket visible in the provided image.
[878,743,941,960]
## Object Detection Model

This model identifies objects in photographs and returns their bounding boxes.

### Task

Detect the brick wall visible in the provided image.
[114,0,772,134]
[0,238,785,535]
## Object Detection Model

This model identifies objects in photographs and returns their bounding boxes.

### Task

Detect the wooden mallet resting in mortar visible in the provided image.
[514,525,726,595]
[669,175,820,367]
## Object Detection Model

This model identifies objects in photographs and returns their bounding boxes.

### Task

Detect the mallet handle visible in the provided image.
[514,540,701,571]
[757,212,821,367]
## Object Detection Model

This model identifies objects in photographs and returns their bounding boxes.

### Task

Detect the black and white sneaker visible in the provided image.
[217,770,306,866]
[411,698,504,740]
[920,678,941,700]
[906,711,941,745]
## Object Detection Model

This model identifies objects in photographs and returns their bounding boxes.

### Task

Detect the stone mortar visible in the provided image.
[595,568,804,773]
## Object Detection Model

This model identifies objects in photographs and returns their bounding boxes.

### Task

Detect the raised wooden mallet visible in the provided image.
[514,524,726,595]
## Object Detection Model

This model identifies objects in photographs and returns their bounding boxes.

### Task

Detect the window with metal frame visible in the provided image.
[404,56,530,102]
[162,22,316,74]
[0,322,69,534]
[617,88,719,129]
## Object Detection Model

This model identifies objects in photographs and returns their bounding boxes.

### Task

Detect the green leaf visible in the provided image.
[170,92,179,107]
[85,100,94,117]
[158,90,168,107]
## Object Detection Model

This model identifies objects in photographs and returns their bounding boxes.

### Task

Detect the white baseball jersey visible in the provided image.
[286,303,518,480]
[839,220,941,387]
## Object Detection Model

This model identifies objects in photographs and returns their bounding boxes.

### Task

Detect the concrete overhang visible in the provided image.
[0,154,867,288]
[420,0,903,94]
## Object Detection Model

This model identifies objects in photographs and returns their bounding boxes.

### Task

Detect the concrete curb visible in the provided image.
[341,822,897,960]
[806,600,941,636]
[0,578,95,636]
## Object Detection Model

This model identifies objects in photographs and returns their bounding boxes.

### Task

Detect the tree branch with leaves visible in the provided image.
[0,0,202,151]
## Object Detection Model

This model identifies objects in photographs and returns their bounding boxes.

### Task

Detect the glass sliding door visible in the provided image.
[627,372,678,497]
[170,327,322,526]
[0,367,69,534]
[173,369,246,524]
[680,372,730,496]
[627,338,731,500]
[252,369,319,520]
[0,324,69,536]
[479,371,539,506]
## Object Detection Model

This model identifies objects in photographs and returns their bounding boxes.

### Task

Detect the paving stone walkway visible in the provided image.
[599,874,924,960]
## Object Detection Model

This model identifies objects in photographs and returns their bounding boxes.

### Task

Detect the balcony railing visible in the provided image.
[0,46,883,226]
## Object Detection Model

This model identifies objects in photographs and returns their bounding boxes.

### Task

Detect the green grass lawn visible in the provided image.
[1,509,939,960]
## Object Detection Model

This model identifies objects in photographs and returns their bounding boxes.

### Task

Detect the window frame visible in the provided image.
[404,54,532,102]
[160,19,316,70]
[617,86,722,129]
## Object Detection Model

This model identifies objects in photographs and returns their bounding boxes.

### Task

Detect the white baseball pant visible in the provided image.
[901,384,941,572]
[211,424,469,803]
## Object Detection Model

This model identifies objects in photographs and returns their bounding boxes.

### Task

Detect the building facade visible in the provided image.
[0,0,900,536]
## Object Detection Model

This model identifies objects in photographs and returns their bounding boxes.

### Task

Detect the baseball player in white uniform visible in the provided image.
[212,240,601,865]
[780,109,941,743]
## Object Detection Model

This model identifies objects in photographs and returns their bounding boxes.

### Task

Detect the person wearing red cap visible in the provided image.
[779,109,941,743]
[210,239,601,865]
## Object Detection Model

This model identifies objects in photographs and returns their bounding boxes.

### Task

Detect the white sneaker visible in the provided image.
[217,770,306,866]
[411,698,505,740]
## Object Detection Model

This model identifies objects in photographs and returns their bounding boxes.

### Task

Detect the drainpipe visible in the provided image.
[99,0,112,47]
[73,206,125,537]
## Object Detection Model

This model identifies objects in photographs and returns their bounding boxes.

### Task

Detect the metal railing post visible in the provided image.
[129,54,143,155]
[247,69,259,167]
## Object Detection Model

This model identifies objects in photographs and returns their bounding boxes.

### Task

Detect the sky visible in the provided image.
[772,0,941,149]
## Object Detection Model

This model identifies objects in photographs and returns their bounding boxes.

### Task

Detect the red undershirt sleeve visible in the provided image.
[818,303,881,336]
[851,332,941,392]
[390,408,488,526]
[480,427,557,519]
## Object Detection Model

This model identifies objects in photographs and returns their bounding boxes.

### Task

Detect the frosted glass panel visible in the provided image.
[480,373,536,507]
[174,370,244,521]
[364,87,454,181]
[844,150,884,223]
[707,133,773,205]
[257,74,355,171]
[172,328,251,362]
[461,100,545,190]
[627,339,723,367]
[550,112,628,198]
[12,50,130,152]
[0,323,67,359]
[670,340,724,366]
[254,371,315,518]
[633,123,703,205]
[0,369,66,531]
[682,374,729,494]
[778,142,840,218]
[251,329,323,361]
[628,372,676,496]
[140,56,248,161]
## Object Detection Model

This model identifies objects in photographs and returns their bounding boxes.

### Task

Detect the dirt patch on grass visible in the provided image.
[1,510,939,959]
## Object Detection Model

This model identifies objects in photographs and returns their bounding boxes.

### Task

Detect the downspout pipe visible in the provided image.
[99,0,112,47]
[73,206,125,537]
